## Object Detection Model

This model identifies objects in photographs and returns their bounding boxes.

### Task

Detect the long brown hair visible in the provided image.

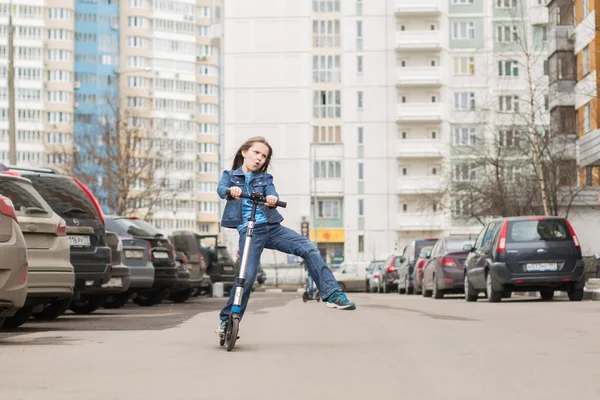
[231,136,273,173]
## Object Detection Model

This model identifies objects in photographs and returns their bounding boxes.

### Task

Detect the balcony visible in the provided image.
[577,129,600,167]
[396,31,442,52]
[530,4,549,25]
[548,26,575,55]
[397,103,444,122]
[397,177,444,195]
[396,67,442,87]
[395,0,442,16]
[548,80,575,110]
[397,139,443,159]
[397,213,444,231]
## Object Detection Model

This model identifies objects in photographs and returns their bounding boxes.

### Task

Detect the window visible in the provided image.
[496,25,518,42]
[358,200,364,217]
[454,92,475,110]
[498,129,521,147]
[357,91,364,109]
[313,125,341,143]
[584,103,591,133]
[452,22,475,40]
[495,0,517,8]
[128,16,148,28]
[454,163,477,181]
[47,91,71,103]
[429,129,438,139]
[128,0,148,7]
[499,95,519,113]
[356,21,363,38]
[358,163,364,180]
[313,90,341,118]
[358,127,364,144]
[48,49,72,61]
[401,167,408,176]
[498,60,519,76]
[357,55,363,74]
[402,204,408,212]
[312,20,341,48]
[312,0,340,12]
[128,36,149,48]
[453,199,470,217]
[317,200,340,219]
[314,161,342,179]
[582,46,590,76]
[48,29,72,41]
[453,126,477,146]
[401,131,407,139]
[358,235,364,252]
[49,8,72,19]
[312,55,341,83]
[452,0,474,3]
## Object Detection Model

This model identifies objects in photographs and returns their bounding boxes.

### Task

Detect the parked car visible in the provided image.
[397,238,438,294]
[94,231,131,310]
[0,195,28,329]
[104,217,155,308]
[0,172,74,327]
[463,216,585,302]
[412,245,435,295]
[170,230,207,296]
[115,216,178,306]
[421,236,473,299]
[365,260,385,293]
[379,255,401,293]
[6,165,112,314]
[367,263,384,293]
[197,235,236,294]
[332,261,370,292]
[168,251,192,303]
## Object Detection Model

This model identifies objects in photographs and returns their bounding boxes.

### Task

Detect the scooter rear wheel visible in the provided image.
[225,317,239,351]
[302,292,308,302]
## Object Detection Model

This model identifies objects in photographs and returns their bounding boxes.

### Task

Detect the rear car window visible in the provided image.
[106,218,131,237]
[173,235,199,255]
[0,180,50,215]
[414,239,437,259]
[446,238,472,252]
[26,175,98,220]
[217,247,231,260]
[508,219,571,243]
[112,218,156,237]
[127,218,162,237]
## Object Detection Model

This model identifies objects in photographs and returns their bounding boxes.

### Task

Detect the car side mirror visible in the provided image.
[463,244,474,252]
[399,257,406,263]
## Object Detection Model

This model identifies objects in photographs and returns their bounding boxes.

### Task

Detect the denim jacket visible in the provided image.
[217,167,284,228]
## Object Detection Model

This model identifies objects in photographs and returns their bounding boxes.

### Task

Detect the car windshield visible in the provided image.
[112,218,157,237]
[508,219,571,242]
[127,218,163,237]
[27,175,97,219]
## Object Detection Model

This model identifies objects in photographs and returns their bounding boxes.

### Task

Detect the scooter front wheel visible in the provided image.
[225,317,239,351]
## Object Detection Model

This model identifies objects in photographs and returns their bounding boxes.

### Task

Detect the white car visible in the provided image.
[333,261,371,292]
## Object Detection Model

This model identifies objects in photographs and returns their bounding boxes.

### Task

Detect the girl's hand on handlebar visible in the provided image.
[229,187,242,199]
[265,195,278,207]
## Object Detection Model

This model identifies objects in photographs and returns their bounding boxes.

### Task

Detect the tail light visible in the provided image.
[564,219,581,252]
[181,255,188,264]
[169,243,175,259]
[56,218,67,236]
[417,259,427,270]
[373,274,379,279]
[0,196,17,222]
[20,264,28,285]
[386,257,397,273]
[3,171,20,177]
[439,257,456,268]
[73,177,105,226]
[497,220,508,253]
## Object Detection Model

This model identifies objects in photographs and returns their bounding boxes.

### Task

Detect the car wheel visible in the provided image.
[0,317,4,329]
[540,289,554,301]
[103,293,130,309]
[464,274,478,302]
[406,276,414,295]
[70,297,103,314]
[422,279,433,298]
[433,276,444,299]
[568,288,584,301]
[33,297,72,319]
[133,290,168,307]
[169,288,193,303]
[486,272,503,303]
[2,307,33,329]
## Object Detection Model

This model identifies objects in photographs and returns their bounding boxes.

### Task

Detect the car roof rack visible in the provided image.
[0,163,61,175]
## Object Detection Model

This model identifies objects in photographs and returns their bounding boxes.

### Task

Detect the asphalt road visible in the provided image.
[1,292,599,400]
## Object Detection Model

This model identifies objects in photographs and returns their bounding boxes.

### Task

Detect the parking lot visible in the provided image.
[1,292,599,400]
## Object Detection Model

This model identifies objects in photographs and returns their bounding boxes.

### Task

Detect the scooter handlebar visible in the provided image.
[226,188,287,208]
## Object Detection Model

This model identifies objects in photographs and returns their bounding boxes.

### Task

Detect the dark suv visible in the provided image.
[196,235,236,293]
[397,238,438,294]
[7,166,112,313]
[464,216,585,302]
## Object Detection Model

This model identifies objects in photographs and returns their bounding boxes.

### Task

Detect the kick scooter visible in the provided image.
[220,189,286,351]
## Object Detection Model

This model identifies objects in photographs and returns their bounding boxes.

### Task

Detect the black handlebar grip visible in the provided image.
[226,188,286,208]
[275,200,287,208]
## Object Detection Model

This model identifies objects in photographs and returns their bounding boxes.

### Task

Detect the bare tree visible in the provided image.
[72,94,171,218]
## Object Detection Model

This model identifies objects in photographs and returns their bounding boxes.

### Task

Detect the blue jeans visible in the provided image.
[219,223,340,321]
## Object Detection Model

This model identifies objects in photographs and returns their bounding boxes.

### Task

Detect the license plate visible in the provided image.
[223,266,233,271]
[101,277,122,288]
[153,252,169,259]
[68,235,91,248]
[526,263,558,272]
[125,250,144,259]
